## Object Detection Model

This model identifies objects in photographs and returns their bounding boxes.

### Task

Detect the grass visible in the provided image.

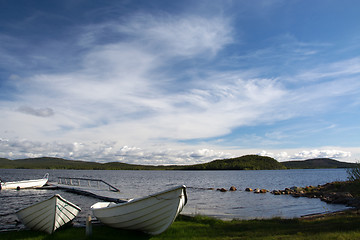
[1,212,360,240]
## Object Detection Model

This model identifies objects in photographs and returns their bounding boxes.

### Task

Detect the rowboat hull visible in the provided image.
[16,194,81,234]
[0,173,49,190]
[91,185,187,235]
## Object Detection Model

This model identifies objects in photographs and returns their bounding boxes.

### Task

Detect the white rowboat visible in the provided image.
[0,173,49,190]
[16,194,81,234]
[91,185,187,235]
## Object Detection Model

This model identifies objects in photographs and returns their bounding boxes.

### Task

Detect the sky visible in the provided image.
[0,0,360,165]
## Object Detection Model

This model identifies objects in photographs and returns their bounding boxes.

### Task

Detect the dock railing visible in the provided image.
[57,177,120,192]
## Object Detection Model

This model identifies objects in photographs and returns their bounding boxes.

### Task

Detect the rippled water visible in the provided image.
[0,168,350,231]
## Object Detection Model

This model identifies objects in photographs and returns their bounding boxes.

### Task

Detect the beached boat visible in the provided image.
[0,173,49,190]
[91,185,187,235]
[16,194,81,234]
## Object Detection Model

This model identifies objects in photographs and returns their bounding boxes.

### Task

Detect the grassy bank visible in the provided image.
[1,211,360,240]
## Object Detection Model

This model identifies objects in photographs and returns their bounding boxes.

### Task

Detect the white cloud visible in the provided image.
[258,150,290,161]
[292,149,351,160]
[258,149,352,162]
[117,14,233,57]
[0,139,233,165]
[295,57,360,82]
[77,13,232,59]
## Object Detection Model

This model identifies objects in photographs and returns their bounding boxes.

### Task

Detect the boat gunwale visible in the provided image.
[16,194,81,215]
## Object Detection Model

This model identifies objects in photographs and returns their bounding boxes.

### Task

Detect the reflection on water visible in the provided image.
[0,168,350,231]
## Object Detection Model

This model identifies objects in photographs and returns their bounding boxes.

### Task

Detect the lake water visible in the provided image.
[0,168,351,231]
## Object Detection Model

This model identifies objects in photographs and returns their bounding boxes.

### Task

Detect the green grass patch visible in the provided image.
[1,213,360,240]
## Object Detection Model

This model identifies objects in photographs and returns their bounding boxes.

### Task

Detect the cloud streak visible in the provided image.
[118,14,233,58]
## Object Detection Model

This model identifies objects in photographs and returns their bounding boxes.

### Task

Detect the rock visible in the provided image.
[339,192,353,198]
[245,188,253,192]
[322,192,353,204]
[347,198,360,208]
[217,188,227,192]
[290,186,301,192]
[229,186,237,191]
[292,193,301,198]
[274,182,358,208]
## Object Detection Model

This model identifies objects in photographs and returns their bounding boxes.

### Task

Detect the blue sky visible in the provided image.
[1,0,360,164]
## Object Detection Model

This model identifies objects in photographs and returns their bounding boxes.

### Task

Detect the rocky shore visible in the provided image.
[271,181,360,208]
[215,181,360,209]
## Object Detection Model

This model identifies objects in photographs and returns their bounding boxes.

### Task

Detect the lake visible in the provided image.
[0,168,351,231]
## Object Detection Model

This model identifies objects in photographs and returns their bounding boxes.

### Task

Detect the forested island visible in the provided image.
[0,155,357,170]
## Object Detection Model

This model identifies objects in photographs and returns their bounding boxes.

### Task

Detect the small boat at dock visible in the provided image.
[16,194,81,234]
[91,185,187,235]
[0,173,49,190]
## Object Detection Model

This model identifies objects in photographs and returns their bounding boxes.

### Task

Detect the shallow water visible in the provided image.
[0,168,350,231]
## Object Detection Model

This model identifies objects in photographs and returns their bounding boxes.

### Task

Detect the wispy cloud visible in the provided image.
[295,57,360,83]
[77,13,232,58]
[1,13,238,145]
[117,13,233,58]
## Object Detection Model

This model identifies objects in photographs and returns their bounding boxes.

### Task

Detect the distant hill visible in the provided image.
[0,157,165,170]
[282,158,357,169]
[0,158,13,168]
[182,155,286,170]
[0,156,356,170]
[0,155,285,170]
[0,157,100,170]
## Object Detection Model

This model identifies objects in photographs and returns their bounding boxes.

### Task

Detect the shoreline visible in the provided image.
[300,207,360,219]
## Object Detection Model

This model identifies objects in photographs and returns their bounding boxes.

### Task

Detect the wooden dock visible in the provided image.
[43,177,128,203]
